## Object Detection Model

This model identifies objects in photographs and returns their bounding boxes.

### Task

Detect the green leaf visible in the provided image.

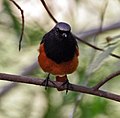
[86,46,116,75]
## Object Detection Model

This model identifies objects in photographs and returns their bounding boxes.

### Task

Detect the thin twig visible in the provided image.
[73,34,103,51]
[93,70,120,90]
[9,0,24,51]
[99,0,108,32]
[77,21,120,39]
[0,83,17,97]
[73,34,120,59]
[70,94,83,118]
[40,0,58,23]
[0,73,120,102]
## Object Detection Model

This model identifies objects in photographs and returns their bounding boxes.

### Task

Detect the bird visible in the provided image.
[38,22,79,92]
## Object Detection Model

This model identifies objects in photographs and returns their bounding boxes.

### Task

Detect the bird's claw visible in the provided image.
[60,79,71,94]
[41,73,57,90]
[41,75,50,90]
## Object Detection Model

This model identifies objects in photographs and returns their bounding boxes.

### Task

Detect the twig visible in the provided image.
[93,70,120,90]
[77,21,120,39]
[9,0,24,51]
[0,73,120,102]
[70,94,83,118]
[99,0,108,32]
[73,34,103,51]
[40,0,58,23]
[0,83,17,97]
[73,34,120,59]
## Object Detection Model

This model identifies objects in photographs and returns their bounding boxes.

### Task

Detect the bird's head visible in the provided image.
[54,22,71,39]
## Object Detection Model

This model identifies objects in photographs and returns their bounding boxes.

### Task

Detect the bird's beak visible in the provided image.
[62,33,67,38]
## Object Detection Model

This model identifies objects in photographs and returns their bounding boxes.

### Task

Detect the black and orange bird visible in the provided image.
[38,22,79,91]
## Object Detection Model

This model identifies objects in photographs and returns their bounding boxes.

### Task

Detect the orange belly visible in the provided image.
[38,43,79,75]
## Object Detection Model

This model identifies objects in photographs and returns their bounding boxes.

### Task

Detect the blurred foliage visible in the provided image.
[0,0,120,118]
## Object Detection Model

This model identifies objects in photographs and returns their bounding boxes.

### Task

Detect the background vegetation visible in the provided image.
[0,0,120,118]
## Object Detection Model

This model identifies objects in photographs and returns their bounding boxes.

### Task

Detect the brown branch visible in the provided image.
[9,0,24,51]
[73,34,103,51]
[93,70,120,90]
[77,21,120,39]
[40,0,58,23]
[0,73,120,102]
[0,61,38,96]
[73,34,120,59]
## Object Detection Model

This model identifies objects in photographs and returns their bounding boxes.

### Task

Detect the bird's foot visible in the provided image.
[60,79,71,94]
[41,73,57,90]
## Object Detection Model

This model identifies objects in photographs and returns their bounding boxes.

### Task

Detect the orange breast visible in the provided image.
[38,43,79,75]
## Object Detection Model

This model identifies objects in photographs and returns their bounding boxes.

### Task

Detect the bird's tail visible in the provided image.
[56,75,67,91]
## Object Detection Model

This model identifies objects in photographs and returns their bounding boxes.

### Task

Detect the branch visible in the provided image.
[77,21,120,39]
[73,34,120,59]
[0,61,38,96]
[40,0,58,23]
[0,73,120,102]
[9,0,24,51]
[93,70,120,90]
[99,0,108,32]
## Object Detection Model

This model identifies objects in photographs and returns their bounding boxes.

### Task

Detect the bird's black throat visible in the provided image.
[41,30,77,64]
